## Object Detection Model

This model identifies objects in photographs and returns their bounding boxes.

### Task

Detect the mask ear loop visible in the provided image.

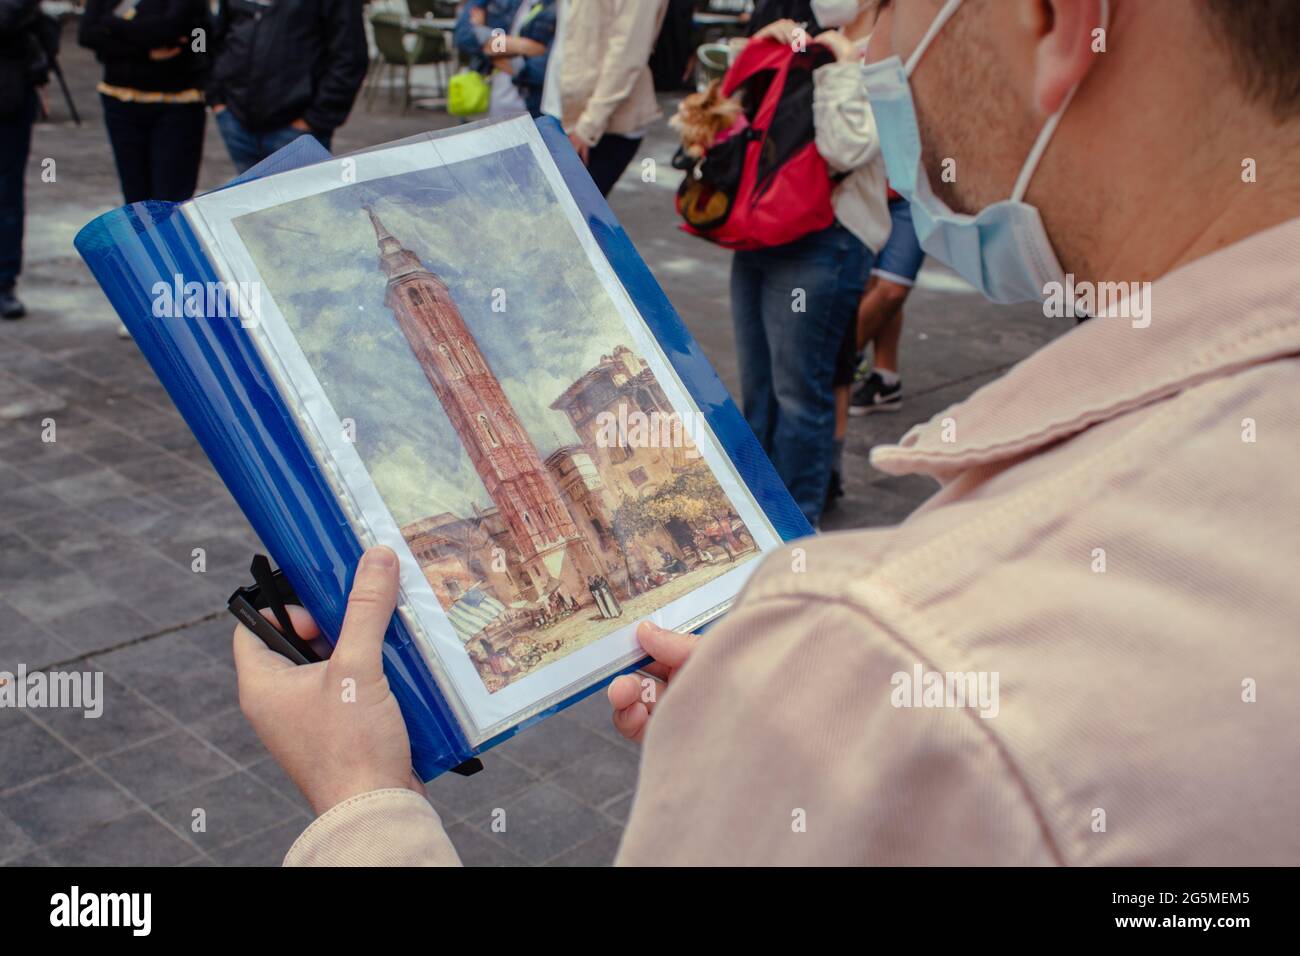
[1011,0,1110,201]
[904,0,965,76]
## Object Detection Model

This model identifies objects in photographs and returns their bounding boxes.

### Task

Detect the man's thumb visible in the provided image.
[330,546,399,683]
[636,620,697,670]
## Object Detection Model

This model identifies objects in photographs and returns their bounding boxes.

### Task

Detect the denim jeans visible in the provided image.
[0,90,37,290]
[215,109,333,174]
[731,222,870,525]
[101,96,205,204]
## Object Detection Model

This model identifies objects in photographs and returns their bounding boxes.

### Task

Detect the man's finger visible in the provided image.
[232,622,297,678]
[329,546,399,685]
[636,620,697,671]
[257,604,322,641]
[612,701,649,743]
[607,674,643,711]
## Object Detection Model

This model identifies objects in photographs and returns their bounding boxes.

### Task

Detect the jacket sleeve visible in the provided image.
[303,0,369,133]
[453,0,490,58]
[812,60,880,174]
[570,0,665,146]
[84,0,204,50]
[0,0,40,35]
[283,789,464,867]
[513,4,556,90]
[205,0,228,105]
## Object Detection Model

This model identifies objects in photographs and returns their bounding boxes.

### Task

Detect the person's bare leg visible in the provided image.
[835,383,849,440]
[855,276,910,355]
[874,307,904,373]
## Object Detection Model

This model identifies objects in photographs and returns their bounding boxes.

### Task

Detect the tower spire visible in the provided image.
[364,204,401,254]
[365,204,425,281]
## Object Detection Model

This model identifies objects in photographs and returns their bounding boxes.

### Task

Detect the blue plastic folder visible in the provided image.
[74,117,810,780]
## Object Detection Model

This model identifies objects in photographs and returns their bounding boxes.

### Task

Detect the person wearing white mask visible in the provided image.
[729,6,889,527]
[234,0,1300,866]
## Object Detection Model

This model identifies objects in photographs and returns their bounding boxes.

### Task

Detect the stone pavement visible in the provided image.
[0,33,1060,867]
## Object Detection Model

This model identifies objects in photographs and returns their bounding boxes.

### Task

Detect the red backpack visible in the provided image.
[674,37,837,251]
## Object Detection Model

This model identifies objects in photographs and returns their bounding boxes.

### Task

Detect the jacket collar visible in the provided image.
[872,217,1300,482]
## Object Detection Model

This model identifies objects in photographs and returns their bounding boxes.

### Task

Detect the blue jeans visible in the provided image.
[731,223,869,525]
[215,109,333,174]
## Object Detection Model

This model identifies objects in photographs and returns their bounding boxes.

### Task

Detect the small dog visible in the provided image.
[669,80,745,159]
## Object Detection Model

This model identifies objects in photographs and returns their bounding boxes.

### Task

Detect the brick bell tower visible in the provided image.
[366,206,605,605]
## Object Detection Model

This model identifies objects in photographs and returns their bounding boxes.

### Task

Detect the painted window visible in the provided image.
[439,343,463,377]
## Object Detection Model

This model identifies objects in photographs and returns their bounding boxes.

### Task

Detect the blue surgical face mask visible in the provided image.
[863,0,1109,304]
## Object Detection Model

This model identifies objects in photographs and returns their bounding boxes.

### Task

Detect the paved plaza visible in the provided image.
[0,36,1059,866]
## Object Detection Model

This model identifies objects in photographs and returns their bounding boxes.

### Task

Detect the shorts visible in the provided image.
[870,197,925,288]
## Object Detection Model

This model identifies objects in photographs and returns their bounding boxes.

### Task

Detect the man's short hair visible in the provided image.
[1198,0,1300,119]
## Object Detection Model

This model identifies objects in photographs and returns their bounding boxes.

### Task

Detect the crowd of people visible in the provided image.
[0,0,912,528]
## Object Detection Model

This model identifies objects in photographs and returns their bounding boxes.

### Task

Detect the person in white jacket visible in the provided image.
[730,8,890,526]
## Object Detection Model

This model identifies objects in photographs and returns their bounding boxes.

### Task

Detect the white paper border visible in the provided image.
[184,117,781,743]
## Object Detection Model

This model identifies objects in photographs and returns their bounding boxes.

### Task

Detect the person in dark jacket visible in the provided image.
[454,0,555,118]
[0,0,50,319]
[208,0,367,173]
[79,0,211,204]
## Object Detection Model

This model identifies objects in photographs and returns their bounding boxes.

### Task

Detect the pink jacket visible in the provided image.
[286,217,1300,866]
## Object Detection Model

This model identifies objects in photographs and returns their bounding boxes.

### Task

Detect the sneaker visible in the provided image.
[0,287,26,320]
[849,371,902,415]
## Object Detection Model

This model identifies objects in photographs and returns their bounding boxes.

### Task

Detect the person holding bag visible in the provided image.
[727,5,890,528]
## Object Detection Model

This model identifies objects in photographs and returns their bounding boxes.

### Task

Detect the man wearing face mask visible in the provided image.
[237,0,1300,866]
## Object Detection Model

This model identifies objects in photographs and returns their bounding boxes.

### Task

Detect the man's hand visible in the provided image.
[233,547,422,815]
[607,621,697,743]
[568,132,590,164]
[148,46,181,61]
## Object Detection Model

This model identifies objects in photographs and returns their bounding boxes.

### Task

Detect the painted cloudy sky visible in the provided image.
[234,143,635,526]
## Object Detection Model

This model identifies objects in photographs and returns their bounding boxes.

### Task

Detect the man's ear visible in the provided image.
[1025,0,1107,116]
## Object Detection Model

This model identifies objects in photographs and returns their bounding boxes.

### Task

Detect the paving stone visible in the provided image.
[189,707,269,767]
[602,792,635,826]
[152,772,301,851]
[0,569,115,627]
[0,809,36,863]
[107,655,237,725]
[9,448,104,483]
[491,719,622,777]
[472,782,612,865]
[0,712,82,791]
[45,810,197,866]
[35,675,174,760]
[0,600,77,671]
[43,467,145,508]
[96,730,239,804]
[245,757,312,815]
[443,821,527,867]
[550,744,640,808]
[42,599,157,655]
[208,819,307,866]
[424,751,538,824]
[547,826,624,867]
[0,532,71,583]
[1,848,56,866]
[0,765,137,844]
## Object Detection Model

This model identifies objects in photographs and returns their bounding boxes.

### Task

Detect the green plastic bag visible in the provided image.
[448,70,491,117]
